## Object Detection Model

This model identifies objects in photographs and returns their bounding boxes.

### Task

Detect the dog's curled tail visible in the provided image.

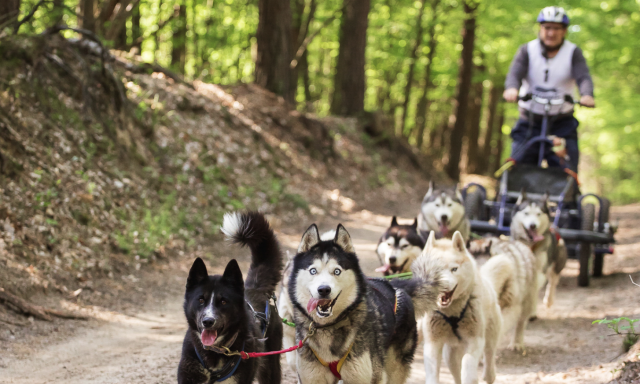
[222,211,283,294]
[480,254,515,309]
[390,262,443,318]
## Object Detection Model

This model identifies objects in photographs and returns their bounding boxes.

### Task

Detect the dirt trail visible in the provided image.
[1,205,639,384]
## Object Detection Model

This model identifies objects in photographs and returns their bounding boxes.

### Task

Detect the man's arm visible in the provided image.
[504,44,528,101]
[572,47,594,96]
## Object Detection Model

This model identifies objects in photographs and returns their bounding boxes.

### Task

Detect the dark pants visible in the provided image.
[510,115,580,173]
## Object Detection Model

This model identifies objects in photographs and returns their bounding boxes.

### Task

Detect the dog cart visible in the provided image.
[462,91,616,287]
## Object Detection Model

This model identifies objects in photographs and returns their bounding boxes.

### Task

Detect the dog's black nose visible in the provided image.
[529,223,537,230]
[441,215,448,223]
[317,285,331,297]
[389,256,397,264]
[202,317,215,328]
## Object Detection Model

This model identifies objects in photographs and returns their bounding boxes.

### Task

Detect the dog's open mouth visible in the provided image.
[201,329,218,347]
[307,292,341,318]
[525,226,545,243]
[438,285,457,307]
[439,223,450,237]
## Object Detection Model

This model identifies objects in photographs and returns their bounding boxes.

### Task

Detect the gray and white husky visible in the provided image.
[472,236,538,351]
[418,182,471,241]
[375,216,425,276]
[289,224,441,384]
[510,190,568,308]
[414,231,501,384]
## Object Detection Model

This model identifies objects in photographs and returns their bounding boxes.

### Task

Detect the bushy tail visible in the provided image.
[390,259,443,318]
[222,211,283,295]
[480,254,515,309]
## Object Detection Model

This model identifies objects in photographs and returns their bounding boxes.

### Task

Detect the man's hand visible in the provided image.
[579,95,595,108]
[503,88,519,102]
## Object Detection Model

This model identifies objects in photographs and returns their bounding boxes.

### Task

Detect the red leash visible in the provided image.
[239,340,304,359]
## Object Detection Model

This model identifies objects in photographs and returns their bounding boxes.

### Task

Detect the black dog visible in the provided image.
[178,212,283,384]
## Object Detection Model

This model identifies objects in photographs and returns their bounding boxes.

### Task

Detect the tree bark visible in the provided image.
[171,3,187,73]
[255,0,293,102]
[399,0,428,136]
[80,0,95,33]
[465,67,485,174]
[414,0,442,149]
[445,0,478,181]
[478,82,503,174]
[492,106,505,172]
[301,50,312,110]
[131,2,142,52]
[0,0,20,26]
[330,0,371,116]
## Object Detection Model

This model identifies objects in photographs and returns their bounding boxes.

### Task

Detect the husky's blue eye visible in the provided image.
[451,267,458,272]
[310,268,317,275]
[334,269,341,276]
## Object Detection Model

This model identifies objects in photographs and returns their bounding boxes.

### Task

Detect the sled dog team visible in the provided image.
[178,183,567,384]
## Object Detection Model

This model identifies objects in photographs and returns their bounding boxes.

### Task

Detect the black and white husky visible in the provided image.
[289,224,441,384]
[418,181,471,241]
[510,190,568,308]
[375,216,425,276]
[178,212,283,384]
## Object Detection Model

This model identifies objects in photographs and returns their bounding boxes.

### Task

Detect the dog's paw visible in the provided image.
[543,296,554,308]
[508,343,526,354]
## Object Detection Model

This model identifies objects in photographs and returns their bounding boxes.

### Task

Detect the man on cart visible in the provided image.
[503,6,595,173]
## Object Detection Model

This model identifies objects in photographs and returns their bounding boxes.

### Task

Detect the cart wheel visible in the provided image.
[578,203,595,287]
[593,198,610,278]
[464,188,485,221]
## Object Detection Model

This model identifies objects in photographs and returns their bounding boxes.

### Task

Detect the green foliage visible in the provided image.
[593,317,640,352]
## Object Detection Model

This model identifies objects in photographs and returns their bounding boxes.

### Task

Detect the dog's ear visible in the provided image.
[391,216,398,227]
[424,181,434,201]
[516,188,527,206]
[334,224,355,253]
[222,259,244,288]
[298,224,320,253]
[452,231,466,253]
[411,217,418,229]
[455,184,464,203]
[423,230,436,255]
[187,257,208,291]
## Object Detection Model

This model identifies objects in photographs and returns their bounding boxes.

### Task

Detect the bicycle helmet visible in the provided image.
[537,6,570,26]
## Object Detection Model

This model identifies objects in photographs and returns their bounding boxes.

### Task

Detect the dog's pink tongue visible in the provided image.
[307,298,320,313]
[528,229,544,243]
[375,264,391,273]
[201,330,218,346]
[440,224,449,237]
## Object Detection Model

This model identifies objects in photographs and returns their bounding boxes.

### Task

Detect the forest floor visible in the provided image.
[0,201,639,384]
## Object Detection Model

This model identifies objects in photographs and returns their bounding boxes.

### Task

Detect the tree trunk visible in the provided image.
[81,0,95,33]
[478,82,503,174]
[0,0,20,26]
[171,3,187,73]
[255,0,293,102]
[399,0,428,136]
[154,0,165,62]
[492,107,505,172]
[330,0,371,116]
[52,0,64,25]
[465,67,485,174]
[414,0,442,149]
[131,3,141,51]
[301,50,312,110]
[445,0,478,181]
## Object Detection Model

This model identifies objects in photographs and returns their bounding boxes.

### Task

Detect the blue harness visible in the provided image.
[193,300,270,382]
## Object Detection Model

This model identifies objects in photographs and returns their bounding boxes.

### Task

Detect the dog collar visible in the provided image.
[310,342,354,380]
[436,296,472,340]
[202,330,239,354]
[194,341,245,382]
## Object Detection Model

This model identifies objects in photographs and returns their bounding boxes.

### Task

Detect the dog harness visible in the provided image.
[310,343,354,380]
[194,342,245,382]
[436,297,471,341]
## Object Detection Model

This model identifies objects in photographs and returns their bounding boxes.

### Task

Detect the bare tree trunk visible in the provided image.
[492,107,505,172]
[154,0,165,62]
[81,0,95,33]
[301,50,312,110]
[131,3,141,52]
[52,0,64,25]
[171,3,187,73]
[478,82,503,174]
[0,0,20,26]
[330,0,371,116]
[465,66,485,174]
[399,0,428,136]
[255,0,293,102]
[445,0,478,181]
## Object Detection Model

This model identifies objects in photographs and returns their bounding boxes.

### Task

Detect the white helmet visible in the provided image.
[537,6,570,25]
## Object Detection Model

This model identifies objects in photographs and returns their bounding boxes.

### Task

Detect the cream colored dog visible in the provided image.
[414,231,502,384]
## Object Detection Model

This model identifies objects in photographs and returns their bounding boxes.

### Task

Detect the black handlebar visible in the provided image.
[512,93,593,108]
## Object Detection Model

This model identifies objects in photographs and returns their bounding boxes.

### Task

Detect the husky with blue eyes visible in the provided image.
[289,223,442,384]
